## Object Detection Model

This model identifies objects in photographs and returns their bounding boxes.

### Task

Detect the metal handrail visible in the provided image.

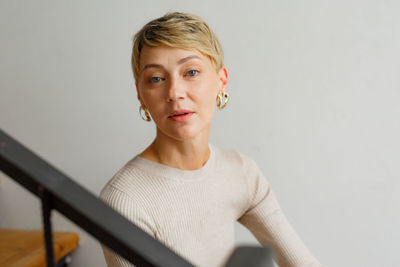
[0,128,273,267]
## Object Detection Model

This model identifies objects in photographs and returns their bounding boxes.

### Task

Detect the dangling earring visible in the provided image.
[139,105,151,121]
[216,91,229,110]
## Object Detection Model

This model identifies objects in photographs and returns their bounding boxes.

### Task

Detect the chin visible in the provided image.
[159,124,207,141]
[170,129,200,141]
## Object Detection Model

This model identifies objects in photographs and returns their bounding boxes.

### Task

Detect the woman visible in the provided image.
[100,12,322,267]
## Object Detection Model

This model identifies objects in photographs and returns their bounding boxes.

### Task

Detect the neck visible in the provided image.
[139,128,211,170]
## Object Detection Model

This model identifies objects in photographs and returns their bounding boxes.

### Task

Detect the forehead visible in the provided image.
[139,46,211,69]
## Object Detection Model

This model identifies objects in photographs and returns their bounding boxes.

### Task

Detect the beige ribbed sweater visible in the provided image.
[99,145,321,267]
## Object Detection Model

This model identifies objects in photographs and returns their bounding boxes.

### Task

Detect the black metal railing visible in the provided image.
[0,128,273,267]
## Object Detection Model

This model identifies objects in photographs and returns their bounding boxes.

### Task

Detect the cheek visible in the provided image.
[140,89,162,106]
[199,76,219,97]
[192,86,216,108]
[194,83,218,114]
[205,80,219,104]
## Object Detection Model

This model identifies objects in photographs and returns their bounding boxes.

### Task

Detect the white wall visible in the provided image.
[1,1,399,266]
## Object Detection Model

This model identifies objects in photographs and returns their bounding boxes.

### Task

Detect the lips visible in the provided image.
[168,109,193,118]
[168,109,194,121]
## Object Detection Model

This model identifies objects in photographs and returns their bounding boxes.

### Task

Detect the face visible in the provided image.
[136,46,228,141]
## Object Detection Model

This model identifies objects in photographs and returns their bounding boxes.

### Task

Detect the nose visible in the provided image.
[166,77,185,102]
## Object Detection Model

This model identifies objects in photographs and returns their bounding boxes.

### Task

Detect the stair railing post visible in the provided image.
[39,185,56,267]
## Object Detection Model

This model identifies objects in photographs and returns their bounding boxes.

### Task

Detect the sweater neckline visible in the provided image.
[130,144,216,181]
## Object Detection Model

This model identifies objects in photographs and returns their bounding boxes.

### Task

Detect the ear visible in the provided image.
[136,83,143,105]
[218,66,228,92]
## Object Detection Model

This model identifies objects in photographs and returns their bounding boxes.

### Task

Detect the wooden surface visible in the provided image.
[0,229,79,267]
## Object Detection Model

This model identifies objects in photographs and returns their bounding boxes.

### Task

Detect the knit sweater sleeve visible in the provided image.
[237,155,322,267]
[99,184,157,267]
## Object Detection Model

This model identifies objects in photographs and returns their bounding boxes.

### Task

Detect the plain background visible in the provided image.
[1,1,399,266]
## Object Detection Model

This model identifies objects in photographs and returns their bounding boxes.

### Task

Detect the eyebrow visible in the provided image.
[142,63,163,71]
[142,55,202,71]
[177,55,201,64]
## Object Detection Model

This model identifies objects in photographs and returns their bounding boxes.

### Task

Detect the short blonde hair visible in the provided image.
[131,12,224,82]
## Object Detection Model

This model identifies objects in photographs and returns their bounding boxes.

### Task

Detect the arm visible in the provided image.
[99,185,157,267]
[237,156,322,267]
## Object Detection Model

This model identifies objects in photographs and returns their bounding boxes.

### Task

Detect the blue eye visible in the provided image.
[186,70,199,77]
[150,76,162,83]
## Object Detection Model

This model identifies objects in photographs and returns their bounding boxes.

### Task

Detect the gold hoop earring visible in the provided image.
[139,105,151,121]
[216,91,229,110]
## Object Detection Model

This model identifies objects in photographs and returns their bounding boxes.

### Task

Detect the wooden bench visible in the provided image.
[0,229,79,267]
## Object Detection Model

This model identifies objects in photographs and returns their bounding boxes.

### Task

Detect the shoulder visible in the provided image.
[211,145,265,189]
[99,156,149,203]
[99,157,158,219]
[212,145,270,215]
[99,159,158,236]
[212,144,261,173]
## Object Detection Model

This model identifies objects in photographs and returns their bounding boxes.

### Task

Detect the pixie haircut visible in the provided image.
[131,12,224,82]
